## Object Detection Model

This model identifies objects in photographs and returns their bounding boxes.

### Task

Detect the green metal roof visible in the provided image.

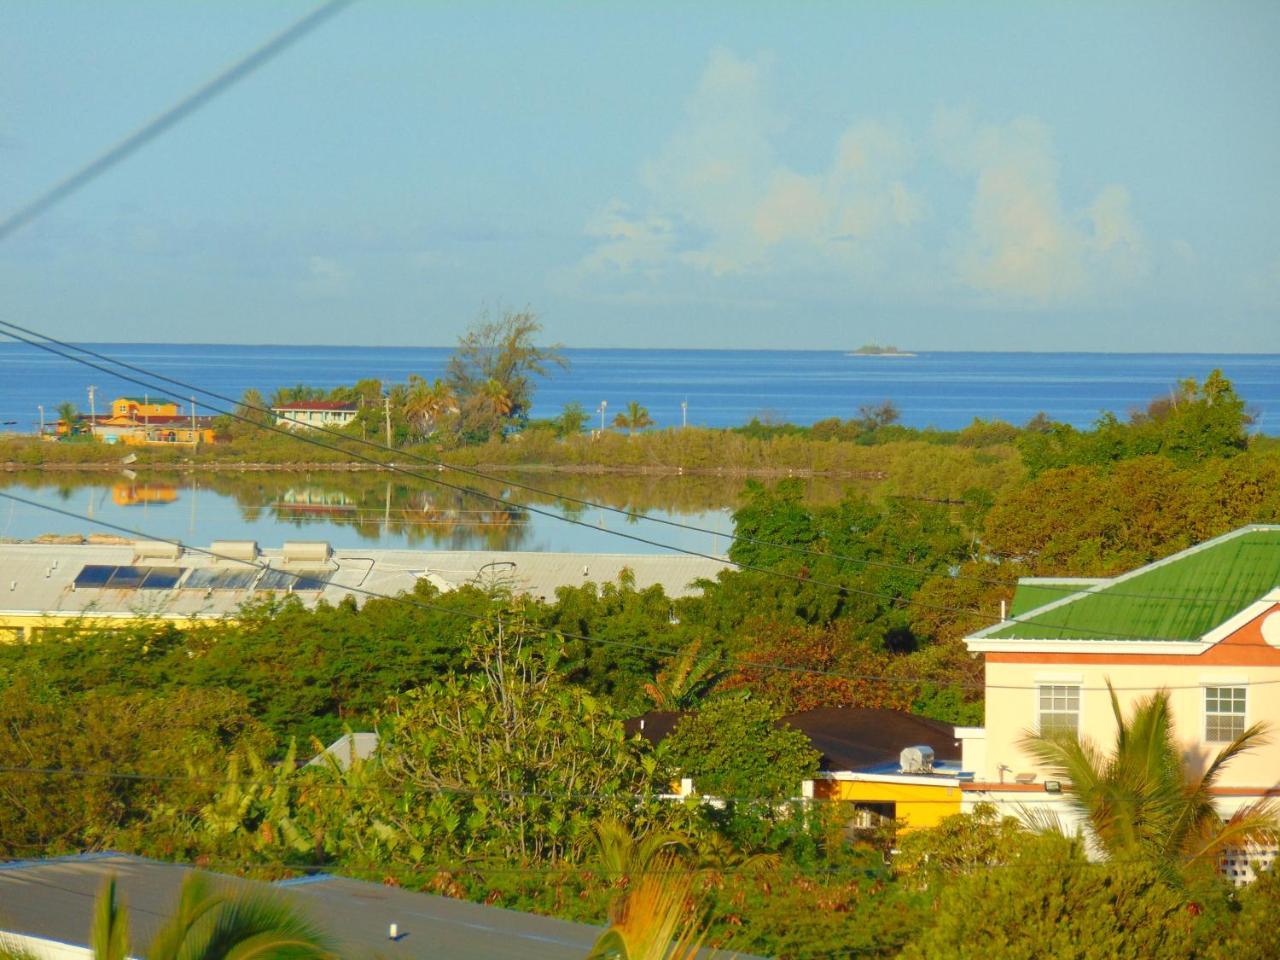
[990,526,1280,641]
[1008,579,1106,617]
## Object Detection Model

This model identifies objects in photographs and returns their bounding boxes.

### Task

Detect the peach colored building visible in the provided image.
[960,525,1280,880]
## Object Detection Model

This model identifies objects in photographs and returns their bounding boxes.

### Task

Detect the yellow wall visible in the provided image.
[0,612,211,642]
[814,777,962,829]
[112,398,180,418]
[112,484,179,506]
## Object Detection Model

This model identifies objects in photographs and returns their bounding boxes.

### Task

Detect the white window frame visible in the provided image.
[1203,685,1247,744]
[1037,682,1081,737]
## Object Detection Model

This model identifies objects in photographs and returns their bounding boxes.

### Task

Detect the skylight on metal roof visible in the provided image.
[73,564,184,590]
[183,568,259,591]
[256,568,331,592]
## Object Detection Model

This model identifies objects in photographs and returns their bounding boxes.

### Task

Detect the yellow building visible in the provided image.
[111,483,179,507]
[626,705,968,832]
[93,397,217,446]
[809,764,965,830]
[111,396,181,419]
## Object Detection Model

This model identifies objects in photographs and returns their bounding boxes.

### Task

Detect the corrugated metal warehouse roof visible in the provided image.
[0,541,729,625]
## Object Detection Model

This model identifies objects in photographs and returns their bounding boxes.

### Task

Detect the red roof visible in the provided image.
[272,401,357,411]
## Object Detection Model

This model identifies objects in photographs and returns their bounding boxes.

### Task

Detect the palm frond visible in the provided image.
[89,876,130,960]
[147,873,336,960]
[1182,798,1280,864]
[586,864,707,960]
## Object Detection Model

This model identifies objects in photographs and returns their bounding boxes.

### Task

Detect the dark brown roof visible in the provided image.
[625,706,959,773]
[624,710,684,745]
[778,707,960,772]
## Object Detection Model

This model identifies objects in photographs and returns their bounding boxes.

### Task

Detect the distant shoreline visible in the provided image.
[0,459,891,480]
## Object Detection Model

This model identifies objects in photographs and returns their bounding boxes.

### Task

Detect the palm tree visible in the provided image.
[463,378,514,435]
[591,817,689,885]
[612,401,655,437]
[32,872,339,960]
[56,400,80,435]
[642,639,724,711]
[404,375,458,438]
[585,863,707,960]
[1020,683,1278,878]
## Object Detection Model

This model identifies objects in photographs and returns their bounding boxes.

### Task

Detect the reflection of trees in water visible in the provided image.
[0,469,865,549]
[265,480,533,550]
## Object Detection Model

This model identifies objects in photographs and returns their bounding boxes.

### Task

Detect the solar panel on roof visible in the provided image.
[184,568,259,591]
[256,568,331,591]
[105,566,147,589]
[138,567,182,589]
[73,565,115,588]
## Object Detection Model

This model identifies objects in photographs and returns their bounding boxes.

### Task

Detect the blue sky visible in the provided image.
[1,1,1277,350]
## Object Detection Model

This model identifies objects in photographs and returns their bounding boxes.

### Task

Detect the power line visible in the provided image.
[0,318,1257,614]
[2,325,1254,643]
[6,762,1270,810]
[0,1,355,243]
[3,489,1279,694]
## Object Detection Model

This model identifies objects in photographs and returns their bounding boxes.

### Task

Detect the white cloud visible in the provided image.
[578,201,677,276]
[573,50,926,285]
[941,111,1147,306]
[572,51,1145,310]
[299,255,353,298]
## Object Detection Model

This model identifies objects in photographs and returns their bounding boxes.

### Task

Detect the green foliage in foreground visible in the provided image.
[900,845,1201,960]
[3,371,1280,959]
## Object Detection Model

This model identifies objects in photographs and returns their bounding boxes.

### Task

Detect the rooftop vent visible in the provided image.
[282,541,332,565]
[210,540,259,565]
[899,745,935,775]
[134,540,181,561]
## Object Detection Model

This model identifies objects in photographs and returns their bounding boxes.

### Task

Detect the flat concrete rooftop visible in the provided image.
[0,540,729,624]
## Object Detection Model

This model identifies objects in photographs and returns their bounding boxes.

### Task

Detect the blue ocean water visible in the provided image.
[0,343,1276,434]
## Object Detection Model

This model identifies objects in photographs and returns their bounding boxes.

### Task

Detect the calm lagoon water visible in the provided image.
[1,345,1275,552]
[1,344,1277,434]
[0,474,739,556]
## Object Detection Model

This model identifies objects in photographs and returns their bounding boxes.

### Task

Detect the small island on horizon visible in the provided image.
[847,343,918,357]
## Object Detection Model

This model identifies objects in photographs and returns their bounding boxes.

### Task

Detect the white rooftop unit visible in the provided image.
[209,540,259,565]
[899,745,936,775]
[282,541,332,566]
[133,540,181,561]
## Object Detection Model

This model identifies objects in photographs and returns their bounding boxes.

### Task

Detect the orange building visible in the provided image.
[111,483,179,506]
[111,397,181,419]
[90,397,218,446]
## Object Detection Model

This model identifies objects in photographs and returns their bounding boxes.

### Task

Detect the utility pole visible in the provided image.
[191,396,197,447]
[37,405,43,436]
[681,399,688,429]
[598,400,607,432]
[384,395,392,448]
[87,385,96,439]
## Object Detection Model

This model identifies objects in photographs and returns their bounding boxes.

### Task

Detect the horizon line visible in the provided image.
[1,341,1277,357]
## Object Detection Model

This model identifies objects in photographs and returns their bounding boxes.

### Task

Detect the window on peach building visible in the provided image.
[1038,684,1080,736]
[1204,686,1246,743]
